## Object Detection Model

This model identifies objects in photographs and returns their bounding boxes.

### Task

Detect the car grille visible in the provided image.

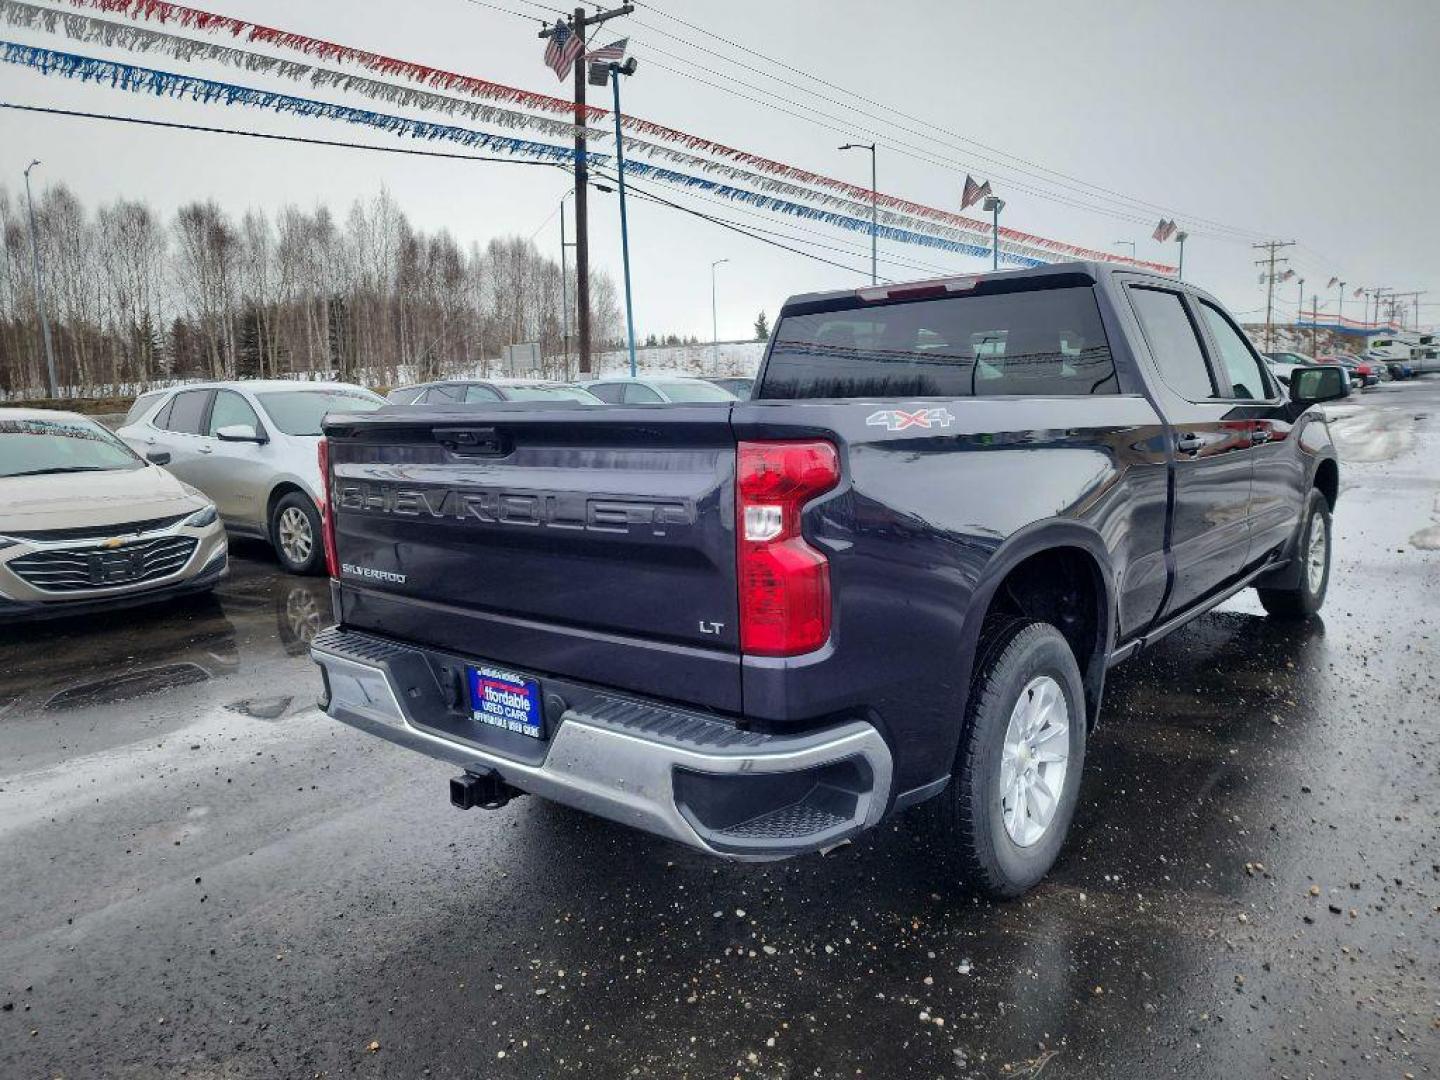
[8,536,199,593]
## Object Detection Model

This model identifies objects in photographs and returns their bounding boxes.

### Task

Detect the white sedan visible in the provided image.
[118,381,384,574]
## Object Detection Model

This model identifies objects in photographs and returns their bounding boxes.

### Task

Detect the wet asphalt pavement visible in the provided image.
[3,384,1439,1080]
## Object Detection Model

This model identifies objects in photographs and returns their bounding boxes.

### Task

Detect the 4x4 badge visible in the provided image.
[865,407,956,432]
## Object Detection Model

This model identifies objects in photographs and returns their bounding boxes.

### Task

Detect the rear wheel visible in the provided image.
[270,491,324,575]
[1257,489,1330,619]
[931,620,1087,898]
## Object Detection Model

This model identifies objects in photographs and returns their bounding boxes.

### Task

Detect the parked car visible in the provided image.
[1322,354,1380,387]
[117,381,384,574]
[1262,352,1305,386]
[0,408,227,621]
[1263,350,1352,394]
[581,375,738,403]
[310,262,1344,897]
[1324,352,1390,382]
[387,379,603,405]
[706,376,755,399]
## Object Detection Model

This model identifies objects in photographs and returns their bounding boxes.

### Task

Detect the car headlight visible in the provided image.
[184,505,219,528]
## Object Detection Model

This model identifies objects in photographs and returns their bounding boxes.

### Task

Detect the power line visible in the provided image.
[0,101,571,168]
[593,169,894,280]
[2,99,893,282]
[625,1,1266,241]
[460,0,1228,241]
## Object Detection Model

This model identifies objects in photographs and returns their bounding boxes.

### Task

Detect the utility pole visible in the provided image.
[838,143,877,284]
[23,160,58,398]
[1371,287,1390,330]
[1252,240,1295,352]
[539,4,632,375]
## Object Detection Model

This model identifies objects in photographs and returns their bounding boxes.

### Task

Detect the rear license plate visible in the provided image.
[467,665,544,739]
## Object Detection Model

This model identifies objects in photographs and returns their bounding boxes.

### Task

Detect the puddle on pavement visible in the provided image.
[0,549,332,721]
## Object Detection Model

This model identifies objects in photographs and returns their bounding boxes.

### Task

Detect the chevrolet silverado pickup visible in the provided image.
[310,262,1345,896]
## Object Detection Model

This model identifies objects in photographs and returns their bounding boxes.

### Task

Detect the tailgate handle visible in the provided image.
[435,427,510,456]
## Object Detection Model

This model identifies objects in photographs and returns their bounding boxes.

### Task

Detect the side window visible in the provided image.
[464,384,503,402]
[162,389,213,434]
[124,391,162,426]
[151,395,175,430]
[622,383,664,404]
[587,383,624,403]
[208,390,263,435]
[425,384,465,404]
[1199,302,1270,400]
[1128,288,1216,401]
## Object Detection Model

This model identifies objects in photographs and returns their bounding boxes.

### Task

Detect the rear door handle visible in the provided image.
[197,445,213,455]
[1175,432,1204,455]
[1249,426,1270,444]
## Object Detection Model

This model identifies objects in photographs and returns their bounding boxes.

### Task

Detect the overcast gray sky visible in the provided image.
[1,0,1437,339]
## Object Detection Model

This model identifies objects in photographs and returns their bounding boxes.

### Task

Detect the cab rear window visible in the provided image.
[758,285,1116,399]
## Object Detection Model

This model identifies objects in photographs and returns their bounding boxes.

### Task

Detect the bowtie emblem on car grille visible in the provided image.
[100,537,126,549]
[865,406,956,432]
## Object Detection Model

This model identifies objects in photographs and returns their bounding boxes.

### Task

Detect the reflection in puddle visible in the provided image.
[0,555,334,720]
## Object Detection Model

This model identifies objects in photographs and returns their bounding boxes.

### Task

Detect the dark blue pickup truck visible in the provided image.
[310,262,1345,896]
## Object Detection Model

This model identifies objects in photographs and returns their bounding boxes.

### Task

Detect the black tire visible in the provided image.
[1256,489,1331,619]
[270,491,324,575]
[931,619,1087,898]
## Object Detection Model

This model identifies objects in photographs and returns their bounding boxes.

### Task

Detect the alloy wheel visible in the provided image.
[999,675,1071,848]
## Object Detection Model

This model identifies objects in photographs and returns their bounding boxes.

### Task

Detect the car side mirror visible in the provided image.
[146,451,171,465]
[216,423,266,444]
[1290,365,1349,406]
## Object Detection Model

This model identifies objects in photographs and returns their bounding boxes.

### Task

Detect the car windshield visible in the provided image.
[254,389,383,435]
[501,385,602,402]
[653,381,737,402]
[0,416,143,478]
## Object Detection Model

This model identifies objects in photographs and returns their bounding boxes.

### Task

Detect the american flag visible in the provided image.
[960,175,992,211]
[1353,286,1365,297]
[586,38,628,63]
[543,20,585,81]
[1151,218,1177,242]
[1327,276,1339,288]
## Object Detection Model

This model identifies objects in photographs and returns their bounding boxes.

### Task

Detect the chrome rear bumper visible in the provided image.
[310,627,893,860]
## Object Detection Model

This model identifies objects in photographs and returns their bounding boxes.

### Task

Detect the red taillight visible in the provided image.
[736,440,840,656]
[316,437,338,579]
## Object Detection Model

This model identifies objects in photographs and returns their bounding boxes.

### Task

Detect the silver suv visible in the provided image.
[118,381,384,574]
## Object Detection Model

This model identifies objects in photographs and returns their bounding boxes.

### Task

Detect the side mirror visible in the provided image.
[145,451,171,465]
[1290,365,1349,406]
[216,423,265,444]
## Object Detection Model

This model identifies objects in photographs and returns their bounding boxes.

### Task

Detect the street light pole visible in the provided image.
[559,189,575,381]
[608,58,640,377]
[710,257,729,371]
[22,160,58,398]
[1297,277,1304,334]
[1175,231,1188,281]
[1336,280,1345,326]
[1112,241,1136,260]
[839,143,877,284]
[983,195,1006,270]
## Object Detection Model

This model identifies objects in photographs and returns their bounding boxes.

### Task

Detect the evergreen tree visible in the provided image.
[754,310,769,341]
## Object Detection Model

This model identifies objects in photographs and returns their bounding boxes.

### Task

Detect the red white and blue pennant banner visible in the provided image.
[50,0,1176,273]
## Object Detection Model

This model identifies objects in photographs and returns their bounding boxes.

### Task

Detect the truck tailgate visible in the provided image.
[324,404,742,712]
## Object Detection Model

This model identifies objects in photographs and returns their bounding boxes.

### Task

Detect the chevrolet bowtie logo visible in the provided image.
[100,537,126,549]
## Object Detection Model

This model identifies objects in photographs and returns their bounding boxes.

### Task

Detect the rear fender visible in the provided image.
[954,519,1117,737]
